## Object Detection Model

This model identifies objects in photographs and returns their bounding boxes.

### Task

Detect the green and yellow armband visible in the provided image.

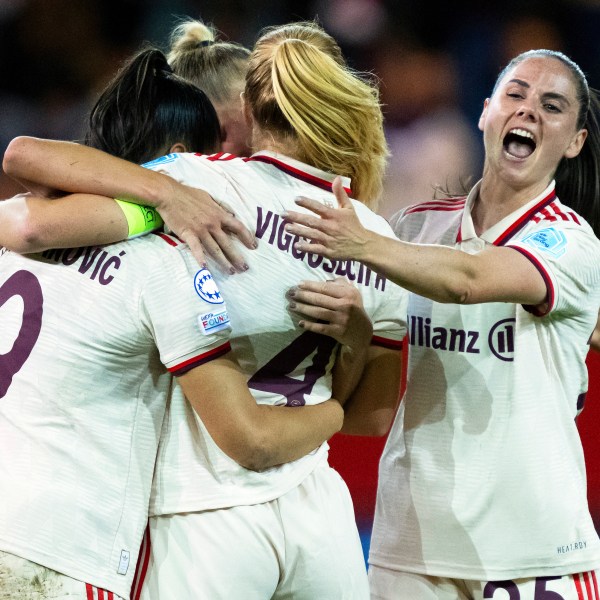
[114,199,164,239]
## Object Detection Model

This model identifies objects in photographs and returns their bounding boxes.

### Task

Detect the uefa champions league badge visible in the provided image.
[521,227,567,258]
[194,268,224,304]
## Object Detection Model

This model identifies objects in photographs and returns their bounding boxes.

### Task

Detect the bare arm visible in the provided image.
[283,177,548,307]
[287,277,402,436]
[0,193,128,253]
[2,136,256,271]
[178,353,344,472]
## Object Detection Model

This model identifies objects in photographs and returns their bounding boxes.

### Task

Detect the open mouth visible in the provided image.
[503,128,536,158]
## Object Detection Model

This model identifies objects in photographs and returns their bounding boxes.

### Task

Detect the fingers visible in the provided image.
[332,176,352,208]
[211,229,249,273]
[222,213,257,250]
[178,232,207,268]
[182,229,236,275]
[296,320,334,336]
[302,278,355,297]
[290,198,330,217]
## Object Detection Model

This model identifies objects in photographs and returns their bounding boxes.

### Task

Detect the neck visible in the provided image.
[472,168,552,235]
[251,126,300,160]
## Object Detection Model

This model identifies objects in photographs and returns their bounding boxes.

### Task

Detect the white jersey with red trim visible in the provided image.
[142,150,407,514]
[0,235,231,599]
[370,180,600,579]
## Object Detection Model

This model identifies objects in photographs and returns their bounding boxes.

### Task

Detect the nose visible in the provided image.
[516,101,538,121]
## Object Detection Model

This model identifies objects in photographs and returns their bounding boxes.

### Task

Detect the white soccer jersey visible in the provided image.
[144,151,407,515]
[369,181,600,580]
[0,236,231,599]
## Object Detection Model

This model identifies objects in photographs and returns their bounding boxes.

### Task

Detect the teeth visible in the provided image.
[509,128,534,140]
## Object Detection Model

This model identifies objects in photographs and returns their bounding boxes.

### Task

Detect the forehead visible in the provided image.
[498,56,578,99]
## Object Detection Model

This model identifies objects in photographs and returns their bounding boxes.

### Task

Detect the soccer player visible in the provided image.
[0,44,343,600]
[2,22,407,599]
[167,18,252,157]
[283,49,600,599]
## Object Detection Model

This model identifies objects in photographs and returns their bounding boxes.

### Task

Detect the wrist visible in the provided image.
[139,169,177,210]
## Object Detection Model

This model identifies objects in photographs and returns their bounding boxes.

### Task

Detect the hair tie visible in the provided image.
[198,40,214,48]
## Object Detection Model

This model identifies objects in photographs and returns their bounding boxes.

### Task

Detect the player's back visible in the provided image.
[0,234,210,597]
[148,151,406,515]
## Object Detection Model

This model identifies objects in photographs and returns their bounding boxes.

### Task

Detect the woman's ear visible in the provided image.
[564,128,588,159]
[478,98,490,133]
[169,142,188,154]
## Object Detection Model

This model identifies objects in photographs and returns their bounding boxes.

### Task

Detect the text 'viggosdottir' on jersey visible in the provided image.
[256,207,388,291]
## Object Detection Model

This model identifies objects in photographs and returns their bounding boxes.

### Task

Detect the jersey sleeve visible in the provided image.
[353,201,408,348]
[507,222,600,316]
[141,152,232,201]
[371,279,407,350]
[138,237,232,375]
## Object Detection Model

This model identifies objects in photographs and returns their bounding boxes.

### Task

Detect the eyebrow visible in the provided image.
[507,78,571,106]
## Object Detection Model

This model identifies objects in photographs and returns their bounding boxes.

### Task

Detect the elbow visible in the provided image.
[439,275,477,305]
[228,431,276,472]
[3,136,32,177]
[0,212,45,254]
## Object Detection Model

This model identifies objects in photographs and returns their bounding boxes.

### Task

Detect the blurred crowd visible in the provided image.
[1,0,599,216]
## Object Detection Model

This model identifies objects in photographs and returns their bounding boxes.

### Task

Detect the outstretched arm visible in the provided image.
[179,354,344,471]
[283,177,547,307]
[287,277,401,436]
[3,136,256,271]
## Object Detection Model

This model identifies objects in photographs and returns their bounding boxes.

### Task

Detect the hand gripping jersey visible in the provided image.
[0,237,231,599]
[144,151,407,515]
[369,181,600,580]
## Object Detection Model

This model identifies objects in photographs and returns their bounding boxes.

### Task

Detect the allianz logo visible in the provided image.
[408,315,515,362]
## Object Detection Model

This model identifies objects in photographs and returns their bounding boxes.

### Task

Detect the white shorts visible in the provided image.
[0,550,124,600]
[135,462,369,600]
[369,564,600,600]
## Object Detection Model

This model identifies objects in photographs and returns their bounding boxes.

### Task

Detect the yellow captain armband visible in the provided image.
[114,199,164,239]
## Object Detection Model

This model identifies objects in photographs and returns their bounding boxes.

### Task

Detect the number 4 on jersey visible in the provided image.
[248,331,336,407]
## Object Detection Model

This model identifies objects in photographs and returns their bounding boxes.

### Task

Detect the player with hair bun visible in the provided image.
[167,18,252,156]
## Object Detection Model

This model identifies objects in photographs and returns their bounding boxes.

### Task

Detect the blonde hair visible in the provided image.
[245,22,388,207]
[168,19,250,105]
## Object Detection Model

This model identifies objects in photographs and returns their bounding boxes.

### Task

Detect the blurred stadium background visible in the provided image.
[1,0,599,563]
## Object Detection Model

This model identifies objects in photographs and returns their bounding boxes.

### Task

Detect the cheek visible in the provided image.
[222,121,252,157]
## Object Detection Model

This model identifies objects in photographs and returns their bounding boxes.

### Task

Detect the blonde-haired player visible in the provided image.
[2,21,405,600]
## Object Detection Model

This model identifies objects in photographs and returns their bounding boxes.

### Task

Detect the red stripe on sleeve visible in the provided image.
[506,245,555,316]
[153,232,179,247]
[97,589,105,600]
[168,342,232,376]
[371,335,403,350]
[86,583,95,600]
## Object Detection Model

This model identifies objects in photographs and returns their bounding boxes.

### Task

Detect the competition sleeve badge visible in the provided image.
[193,268,231,335]
[521,227,567,258]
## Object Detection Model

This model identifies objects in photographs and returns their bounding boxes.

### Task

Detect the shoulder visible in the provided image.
[518,198,600,252]
[390,197,466,242]
[350,200,397,239]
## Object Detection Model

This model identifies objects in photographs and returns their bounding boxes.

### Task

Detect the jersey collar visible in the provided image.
[457,180,557,246]
[245,150,353,196]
